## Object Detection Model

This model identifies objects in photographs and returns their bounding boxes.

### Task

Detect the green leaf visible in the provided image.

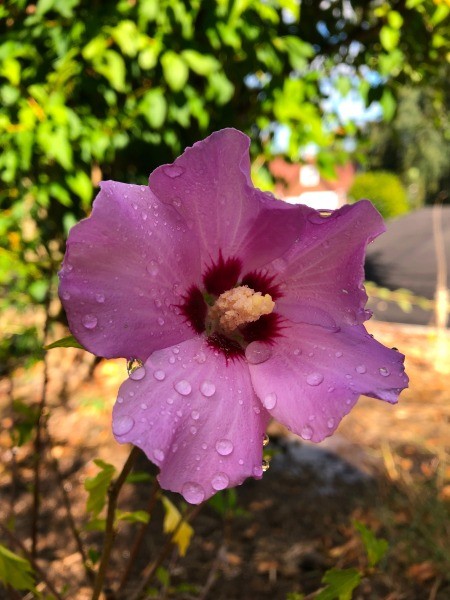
[45,335,86,350]
[66,171,93,208]
[380,89,396,122]
[380,26,400,52]
[182,50,219,76]
[431,3,450,26]
[161,51,189,91]
[161,496,194,557]
[354,521,389,568]
[139,88,167,128]
[387,11,404,29]
[116,510,150,524]
[315,568,361,600]
[0,544,35,591]
[84,518,106,532]
[84,460,116,517]
[110,20,140,57]
[93,50,127,92]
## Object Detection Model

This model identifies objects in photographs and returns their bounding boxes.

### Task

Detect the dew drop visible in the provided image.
[356,364,367,374]
[335,351,343,358]
[253,465,263,477]
[95,293,105,303]
[211,472,229,491]
[140,403,148,410]
[300,425,313,440]
[153,449,165,462]
[191,410,200,420]
[65,263,73,272]
[262,392,277,410]
[146,261,159,276]
[379,367,390,377]
[117,396,124,404]
[153,369,166,381]
[261,459,270,472]
[82,314,98,329]
[61,291,71,300]
[163,164,185,179]
[293,348,301,356]
[327,418,335,429]
[113,415,134,436]
[263,433,270,447]
[272,257,287,273]
[130,366,146,381]
[306,372,324,386]
[157,317,165,326]
[190,426,197,435]
[194,351,207,364]
[215,439,234,456]
[181,481,205,504]
[174,380,191,395]
[245,341,272,365]
[200,380,216,397]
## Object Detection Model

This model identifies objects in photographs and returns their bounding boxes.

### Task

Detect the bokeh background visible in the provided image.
[0,1,449,599]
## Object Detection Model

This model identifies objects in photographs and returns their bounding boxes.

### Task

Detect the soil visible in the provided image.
[0,320,449,600]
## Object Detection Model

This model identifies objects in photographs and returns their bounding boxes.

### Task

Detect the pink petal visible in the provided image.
[248,321,408,442]
[112,336,270,503]
[149,128,303,271]
[275,201,384,327]
[59,181,201,360]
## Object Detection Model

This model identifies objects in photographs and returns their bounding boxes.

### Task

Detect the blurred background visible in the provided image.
[0,1,449,599]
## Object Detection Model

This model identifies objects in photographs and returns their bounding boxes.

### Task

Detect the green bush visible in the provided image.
[349,171,410,219]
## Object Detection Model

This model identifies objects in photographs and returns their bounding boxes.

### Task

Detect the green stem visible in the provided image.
[91,445,140,600]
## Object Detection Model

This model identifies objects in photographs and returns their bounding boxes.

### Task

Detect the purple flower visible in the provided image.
[59,129,408,504]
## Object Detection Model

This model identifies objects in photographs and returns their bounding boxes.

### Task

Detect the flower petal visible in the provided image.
[248,321,408,442]
[149,128,303,271]
[112,336,270,503]
[59,181,201,360]
[275,201,384,327]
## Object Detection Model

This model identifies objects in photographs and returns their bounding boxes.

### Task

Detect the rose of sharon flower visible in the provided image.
[59,129,408,504]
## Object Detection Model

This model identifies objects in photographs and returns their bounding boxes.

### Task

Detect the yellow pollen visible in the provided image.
[209,286,275,334]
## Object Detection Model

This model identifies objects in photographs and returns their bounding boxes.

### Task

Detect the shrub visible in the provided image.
[349,171,410,219]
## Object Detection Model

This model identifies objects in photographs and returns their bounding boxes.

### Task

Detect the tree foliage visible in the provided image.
[349,170,410,219]
[0,0,448,335]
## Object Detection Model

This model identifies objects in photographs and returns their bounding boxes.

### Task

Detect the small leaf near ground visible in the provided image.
[0,544,35,591]
[44,335,86,350]
[315,568,361,600]
[161,496,194,557]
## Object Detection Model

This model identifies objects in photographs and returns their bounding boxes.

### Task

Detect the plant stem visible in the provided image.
[31,292,52,559]
[91,445,140,600]
[128,504,202,600]
[117,478,161,593]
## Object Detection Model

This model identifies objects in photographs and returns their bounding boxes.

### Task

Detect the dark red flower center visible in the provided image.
[178,252,284,359]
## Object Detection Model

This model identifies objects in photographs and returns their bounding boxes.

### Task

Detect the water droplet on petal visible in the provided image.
[174,380,191,395]
[211,472,229,491]
[335,351,343,358]
[154,369,166,381]
[379,367,390,377]
[200,380,216,397]
[153,448,165,462]
[113,415,134,436]
[61,291,71,300]
[263,433,270,447]
[117,396,124,404]
[262,392,277,410]
[272,257,287,273]
[327,418,335,429]
[194,351,206,364]
[253,465,263,477]
[191,410,200,420]
[95,293,105,303]
[245,341,272,365]
[215,439,233,456]
[293,348,301,356]
[182,481,205,504]
[306,372,324,386]
[163,164,185,179]
[157,317,165,326]
[301,425,313,440]
[261,459,270,472]
[130,366,146,381]
[140,403,147,410]
[147,261,159,276]
[356,364,367,374]
[82,314,98,329]
[190,426,197,435]
[65,263,73,272]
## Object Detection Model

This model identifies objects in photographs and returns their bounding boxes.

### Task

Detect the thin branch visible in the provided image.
[91,445,140,600]
[45,431,95,585]
[31,287,52,559]
[128,504,202,600]
[117,478,161,593]
[0,522,63,600]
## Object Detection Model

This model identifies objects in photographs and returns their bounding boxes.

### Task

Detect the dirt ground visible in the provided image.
[0,320,449,600]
